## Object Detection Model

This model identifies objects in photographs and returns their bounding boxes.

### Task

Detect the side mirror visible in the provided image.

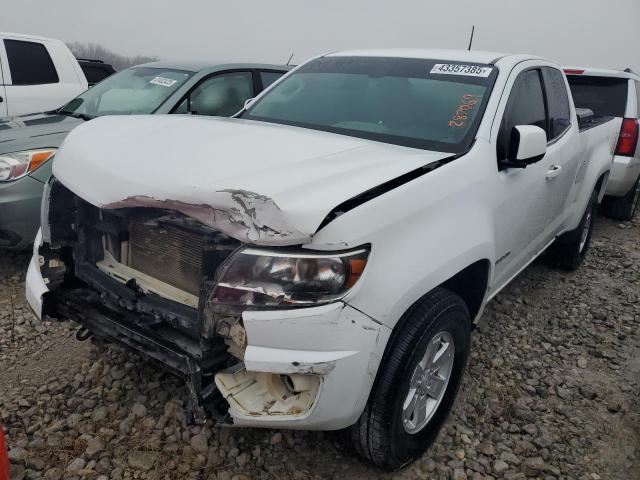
[505,125,547,168]
[244,98,254,110]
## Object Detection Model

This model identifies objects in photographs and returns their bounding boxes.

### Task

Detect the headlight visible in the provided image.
[210,247,369,307]
[0,149,56,182]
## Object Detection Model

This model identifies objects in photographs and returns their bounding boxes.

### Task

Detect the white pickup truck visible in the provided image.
[0,32,87,117]
[26,49,620,470]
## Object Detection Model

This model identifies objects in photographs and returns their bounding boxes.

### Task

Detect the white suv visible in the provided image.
[566,68,640,220]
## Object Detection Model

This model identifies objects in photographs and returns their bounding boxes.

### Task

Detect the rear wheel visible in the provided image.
[603,175,640,221]
[349,288,471,471]
[546,189,598,271]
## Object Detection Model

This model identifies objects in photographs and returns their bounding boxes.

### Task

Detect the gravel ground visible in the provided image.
[1,214,638,480]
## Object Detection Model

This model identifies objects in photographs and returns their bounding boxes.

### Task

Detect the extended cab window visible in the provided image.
[542,68,571,140]
[497,69,546,161]
[4,39,59,85]
[174,72,252,116]
[242,56,498,153]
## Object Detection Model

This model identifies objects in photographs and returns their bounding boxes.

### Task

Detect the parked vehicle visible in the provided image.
[0,61,290,249]
[26,49,620,470]
[565,67,640,220]
[76,59,116,87]
[0,32,87,118]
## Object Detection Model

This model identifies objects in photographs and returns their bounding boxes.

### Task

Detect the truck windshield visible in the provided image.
[59,67,194,118]
[567,75,629,118]
[242,56,498,152]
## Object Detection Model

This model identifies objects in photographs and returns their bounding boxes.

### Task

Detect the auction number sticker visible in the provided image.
[449,94,482,128]
[430,64,493,77]
[149,76,178,87]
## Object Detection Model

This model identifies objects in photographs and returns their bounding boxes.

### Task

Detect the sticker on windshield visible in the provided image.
[448,94,482,128]
[149,76,178,87]
[430,64,493,77]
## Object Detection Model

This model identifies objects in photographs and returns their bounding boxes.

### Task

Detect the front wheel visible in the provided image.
[546,189,598,271]
[349,288,471,470]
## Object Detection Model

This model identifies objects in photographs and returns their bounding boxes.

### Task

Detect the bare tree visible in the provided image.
[67,42,158,71]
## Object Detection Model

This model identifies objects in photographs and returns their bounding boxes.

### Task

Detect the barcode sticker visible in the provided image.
[430,64,493,77]
[149,76,178,87]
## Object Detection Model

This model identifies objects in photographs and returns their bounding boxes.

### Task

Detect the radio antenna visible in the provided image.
[286,53,294,65]
[468,25,475,51]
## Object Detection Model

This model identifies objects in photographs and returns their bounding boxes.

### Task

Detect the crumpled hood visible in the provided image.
[53,115,452,245]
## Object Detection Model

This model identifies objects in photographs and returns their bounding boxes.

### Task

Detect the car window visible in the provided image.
[260,71,284,90]
[81,65,113,85]
[243,56,498,153]
[567,75,629,118]
[173,72,252,116]
[4,39,59,85]
[497,69,546,161]
[59,67,193,117]
[542,68,571,140]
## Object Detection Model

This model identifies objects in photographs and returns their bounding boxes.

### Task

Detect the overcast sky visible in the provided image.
[2,0,639,72]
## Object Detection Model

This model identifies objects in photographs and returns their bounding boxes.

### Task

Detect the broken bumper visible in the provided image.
[25,237,391,430]
[226,303,390,430]
[26,229,48,318]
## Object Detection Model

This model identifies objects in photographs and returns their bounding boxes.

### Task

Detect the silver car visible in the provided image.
[0,61,290,249]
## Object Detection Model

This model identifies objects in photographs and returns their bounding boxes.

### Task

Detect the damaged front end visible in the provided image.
[35,177,367,425]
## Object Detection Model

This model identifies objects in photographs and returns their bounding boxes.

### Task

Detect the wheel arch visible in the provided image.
[595,170,609,203]
[388,258,491,342]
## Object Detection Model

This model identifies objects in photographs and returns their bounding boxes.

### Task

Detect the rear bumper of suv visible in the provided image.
[606,154,640,197]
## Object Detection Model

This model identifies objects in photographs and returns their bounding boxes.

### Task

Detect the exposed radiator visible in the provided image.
[128,220,203,296]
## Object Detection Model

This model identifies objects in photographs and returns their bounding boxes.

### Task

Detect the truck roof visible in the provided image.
[326,48,541,66]
[0,31,63,44]
[564,66,640,81]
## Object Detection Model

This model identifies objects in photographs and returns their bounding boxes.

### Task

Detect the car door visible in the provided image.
[172,71,253,116]
[538,67,581,233]
[491,66,565,289]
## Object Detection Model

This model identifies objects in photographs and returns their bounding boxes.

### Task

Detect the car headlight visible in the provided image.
[0,149,56,182]
[210,247,369,307]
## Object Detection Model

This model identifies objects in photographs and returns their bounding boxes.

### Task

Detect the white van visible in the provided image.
[0,32,88,118]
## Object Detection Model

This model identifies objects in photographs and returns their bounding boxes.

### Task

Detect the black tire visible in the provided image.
[602,175,640,221]
[349,288,471,471]
[546,189,598,271]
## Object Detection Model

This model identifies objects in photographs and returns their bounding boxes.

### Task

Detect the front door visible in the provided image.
[491,66,564,288]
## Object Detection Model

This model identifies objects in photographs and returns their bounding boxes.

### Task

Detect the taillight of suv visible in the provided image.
[615,118,639,156]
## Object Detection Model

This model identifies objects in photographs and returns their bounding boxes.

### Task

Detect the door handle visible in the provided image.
[0,96,3,103]
[546,165,562,180]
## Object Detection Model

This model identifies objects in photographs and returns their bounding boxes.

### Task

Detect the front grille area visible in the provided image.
[43,177,243,423]
[128,220,204,296]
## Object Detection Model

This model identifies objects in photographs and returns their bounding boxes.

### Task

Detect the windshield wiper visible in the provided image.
[58,111,94,121]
